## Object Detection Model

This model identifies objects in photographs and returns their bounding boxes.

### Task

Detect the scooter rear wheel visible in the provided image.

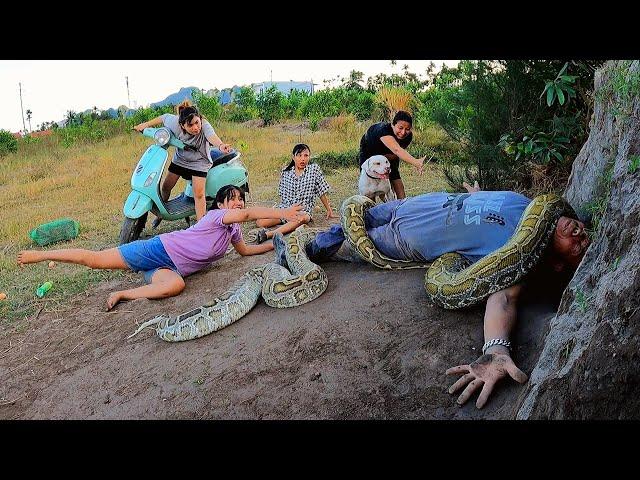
[119,213,148,245]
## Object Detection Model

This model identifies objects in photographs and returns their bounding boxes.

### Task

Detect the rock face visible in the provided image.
[516,61,640,419]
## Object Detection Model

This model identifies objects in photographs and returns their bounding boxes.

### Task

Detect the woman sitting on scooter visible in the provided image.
[18,185,305,311]
[133,100,232,223]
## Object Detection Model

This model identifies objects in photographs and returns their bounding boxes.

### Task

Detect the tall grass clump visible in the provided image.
[374,86,416,121]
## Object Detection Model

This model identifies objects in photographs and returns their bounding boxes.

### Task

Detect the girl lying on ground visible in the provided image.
[18,185,305,311]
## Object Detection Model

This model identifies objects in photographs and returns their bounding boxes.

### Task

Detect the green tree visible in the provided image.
[25,109,32,132]
[235,86,257,111]
[420,60,603,190]
[256,85,284,125]
[282,89,310,118]
[341,70,364,90]
[224,86,259,122]
[65,110,79,127]
[192,90,222,123]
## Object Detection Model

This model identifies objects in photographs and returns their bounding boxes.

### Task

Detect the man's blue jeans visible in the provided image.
[307,199,404,262]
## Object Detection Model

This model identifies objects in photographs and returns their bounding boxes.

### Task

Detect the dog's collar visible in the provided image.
[366,171,388,180]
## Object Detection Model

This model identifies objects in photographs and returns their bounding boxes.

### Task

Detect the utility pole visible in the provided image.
[270,69,272,83]
[126,76,131,108]
[19,82,26,134]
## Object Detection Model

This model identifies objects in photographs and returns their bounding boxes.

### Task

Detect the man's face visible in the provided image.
[552,216,590,270]
[392,120,412,139]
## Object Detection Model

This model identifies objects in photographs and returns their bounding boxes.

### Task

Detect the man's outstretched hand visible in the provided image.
[463,181,481,193]
[446,352,528,409]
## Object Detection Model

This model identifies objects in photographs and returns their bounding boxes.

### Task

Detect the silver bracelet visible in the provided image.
[482,338,512,355]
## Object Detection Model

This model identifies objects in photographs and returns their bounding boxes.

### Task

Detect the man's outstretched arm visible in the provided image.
[445,283,528,409]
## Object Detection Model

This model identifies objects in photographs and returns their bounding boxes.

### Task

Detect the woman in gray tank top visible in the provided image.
[134,101,233,222]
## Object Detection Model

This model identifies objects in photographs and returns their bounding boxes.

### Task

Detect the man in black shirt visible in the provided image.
[358,110,426,199]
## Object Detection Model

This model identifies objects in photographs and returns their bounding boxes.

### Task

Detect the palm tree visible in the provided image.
[65,110,77,127]
[26,109,32,132]
[343,70,364,90]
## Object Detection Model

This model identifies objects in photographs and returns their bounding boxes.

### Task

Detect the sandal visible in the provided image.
[257,228,268,244]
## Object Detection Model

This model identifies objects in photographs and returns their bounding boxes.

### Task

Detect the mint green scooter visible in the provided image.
[120,127,249,244]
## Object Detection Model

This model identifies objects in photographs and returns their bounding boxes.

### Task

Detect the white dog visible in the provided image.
[358,155,395,203]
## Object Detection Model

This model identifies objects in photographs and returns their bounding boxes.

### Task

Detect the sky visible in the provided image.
[0,60,459,133]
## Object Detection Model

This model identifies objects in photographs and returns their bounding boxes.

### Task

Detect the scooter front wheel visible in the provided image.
[119,213,148,245]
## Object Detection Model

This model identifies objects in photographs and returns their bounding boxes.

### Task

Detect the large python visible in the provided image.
[130,192,573,341]
[128,227,327,342]
[341,193,575,309]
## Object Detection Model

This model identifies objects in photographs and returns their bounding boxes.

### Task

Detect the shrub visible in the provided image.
[124,105,173,128]
[20,135,41,146]
[312,148,360,170]
[54,118,130,147]
[224,103,256,122]
[223,86,258,122]
[309,113,321,132]
[299,89,342,119]
[0,130,19,157]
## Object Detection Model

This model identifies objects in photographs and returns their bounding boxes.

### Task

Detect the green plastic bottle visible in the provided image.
[36,281,53,298]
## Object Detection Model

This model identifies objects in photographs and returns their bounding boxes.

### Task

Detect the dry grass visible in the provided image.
[375,87,416,121]
[0,120,451,325]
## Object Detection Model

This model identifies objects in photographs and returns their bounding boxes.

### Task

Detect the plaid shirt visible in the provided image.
[278,163,331,216]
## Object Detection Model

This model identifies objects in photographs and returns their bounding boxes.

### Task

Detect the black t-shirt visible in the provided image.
[359,121,413,165]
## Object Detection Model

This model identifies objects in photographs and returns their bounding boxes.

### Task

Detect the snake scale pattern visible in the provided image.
[128,227,326,342]
[341,193,574,309]
[129,191,574,342]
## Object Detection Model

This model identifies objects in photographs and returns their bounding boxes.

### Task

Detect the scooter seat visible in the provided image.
[210,149,238,168]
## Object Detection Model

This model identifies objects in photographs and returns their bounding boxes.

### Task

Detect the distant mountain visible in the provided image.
[103,108,119,119]
[150,86,199,108]
[59,80,313,125]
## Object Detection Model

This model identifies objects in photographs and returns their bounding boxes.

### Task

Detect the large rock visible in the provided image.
[516,61,640,419]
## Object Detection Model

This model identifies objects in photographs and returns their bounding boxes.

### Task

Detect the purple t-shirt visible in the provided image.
[159,209,242,276]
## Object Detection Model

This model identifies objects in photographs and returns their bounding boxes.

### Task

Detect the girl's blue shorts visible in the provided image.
[117,236,180,284]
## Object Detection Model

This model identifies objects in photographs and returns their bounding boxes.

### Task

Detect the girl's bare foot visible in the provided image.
[17,250,44,266]
[106,292,124,311]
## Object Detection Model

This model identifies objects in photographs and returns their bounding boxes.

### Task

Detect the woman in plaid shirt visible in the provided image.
[255,144,338,243]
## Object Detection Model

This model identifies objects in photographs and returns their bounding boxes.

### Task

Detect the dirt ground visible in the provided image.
[0,217,559,420]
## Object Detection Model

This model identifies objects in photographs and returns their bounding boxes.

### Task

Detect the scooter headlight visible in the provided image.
[154,128,171,146]
[143,171,157,187]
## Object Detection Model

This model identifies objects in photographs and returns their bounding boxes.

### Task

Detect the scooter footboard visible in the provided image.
[123,191,153,219]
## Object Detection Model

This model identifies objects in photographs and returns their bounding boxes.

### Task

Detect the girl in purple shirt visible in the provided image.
[17,185,305,311]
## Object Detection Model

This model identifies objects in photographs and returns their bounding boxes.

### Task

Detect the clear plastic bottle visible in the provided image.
[36,281,53,298]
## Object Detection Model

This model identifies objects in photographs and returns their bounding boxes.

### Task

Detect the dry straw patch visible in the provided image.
[374,87,416,121]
